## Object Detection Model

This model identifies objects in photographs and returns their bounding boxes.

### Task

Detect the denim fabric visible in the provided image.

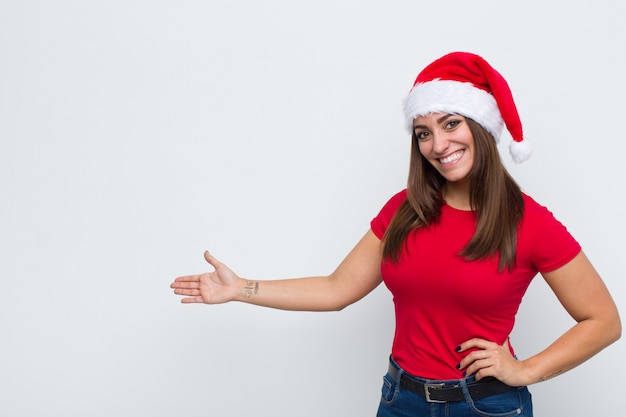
[376,359,533,417]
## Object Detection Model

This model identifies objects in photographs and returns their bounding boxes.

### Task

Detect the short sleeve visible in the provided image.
[371,190,408,239]
[519,195,582,273]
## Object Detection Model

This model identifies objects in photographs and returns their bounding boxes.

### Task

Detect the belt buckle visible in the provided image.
[424,383,446,403]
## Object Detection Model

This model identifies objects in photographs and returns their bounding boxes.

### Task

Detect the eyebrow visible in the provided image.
[413,113,455,130]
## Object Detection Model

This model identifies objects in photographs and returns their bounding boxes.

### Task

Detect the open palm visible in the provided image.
[170,251,239,304]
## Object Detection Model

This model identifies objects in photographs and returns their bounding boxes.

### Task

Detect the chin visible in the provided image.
[442,172,471,183]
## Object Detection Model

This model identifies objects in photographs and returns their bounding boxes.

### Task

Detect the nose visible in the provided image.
[431,132,450,154]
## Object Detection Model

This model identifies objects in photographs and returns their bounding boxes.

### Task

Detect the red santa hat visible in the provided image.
[404,52,533,163]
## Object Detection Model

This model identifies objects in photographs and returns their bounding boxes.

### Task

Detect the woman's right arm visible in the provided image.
[170,229,384,311]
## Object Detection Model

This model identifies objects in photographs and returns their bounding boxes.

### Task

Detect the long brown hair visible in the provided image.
[382,118,524,272]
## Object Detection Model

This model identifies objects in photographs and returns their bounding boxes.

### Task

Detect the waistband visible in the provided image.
[388,359,513,403]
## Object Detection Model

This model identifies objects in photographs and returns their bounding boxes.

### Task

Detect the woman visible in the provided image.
[170,52,621,416]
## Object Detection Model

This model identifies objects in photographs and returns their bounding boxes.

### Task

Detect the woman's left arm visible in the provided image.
[458,251,621,386]
[522,251,621,383]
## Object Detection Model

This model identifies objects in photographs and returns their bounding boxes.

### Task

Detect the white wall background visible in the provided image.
[1,1,624,416]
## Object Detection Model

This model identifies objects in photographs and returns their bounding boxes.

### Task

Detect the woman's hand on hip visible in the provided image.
[457,338,530,387]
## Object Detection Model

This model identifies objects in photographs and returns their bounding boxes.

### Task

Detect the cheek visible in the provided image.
[417,141,430,156]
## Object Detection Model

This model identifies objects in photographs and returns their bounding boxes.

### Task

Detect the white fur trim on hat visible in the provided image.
[403,79,504,142]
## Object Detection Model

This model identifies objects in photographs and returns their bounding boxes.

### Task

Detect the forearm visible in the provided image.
[521,315,621,384]
[232,275,357,312]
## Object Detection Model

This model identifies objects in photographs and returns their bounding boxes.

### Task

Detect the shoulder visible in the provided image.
[518,193,582,272]
[521,193,543,212]
[520,193,562,224]
[384,189,408,210]
[370,189,407,239]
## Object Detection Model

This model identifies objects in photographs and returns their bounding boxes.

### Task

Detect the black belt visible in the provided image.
[388,363,513,403]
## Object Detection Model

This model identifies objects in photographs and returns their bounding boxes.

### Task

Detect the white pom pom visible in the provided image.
[509,140,533,163]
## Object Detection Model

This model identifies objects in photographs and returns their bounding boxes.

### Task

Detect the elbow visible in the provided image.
[329,300,353,312]
[329,287,372,311]
[600,309,622,347]
[326,292,363,311]
[610,314,622,344]
[324,275,370,312]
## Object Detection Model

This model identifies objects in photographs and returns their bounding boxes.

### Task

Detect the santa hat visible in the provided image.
[404,52,533,163]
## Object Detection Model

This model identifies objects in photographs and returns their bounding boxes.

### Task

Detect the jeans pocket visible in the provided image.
[380,373,398,405]
[469,386,532,417]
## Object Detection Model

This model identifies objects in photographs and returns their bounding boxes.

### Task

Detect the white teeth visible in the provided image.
[440,151,463,164]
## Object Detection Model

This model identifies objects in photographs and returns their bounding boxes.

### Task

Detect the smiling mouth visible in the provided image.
[439,150,464,165]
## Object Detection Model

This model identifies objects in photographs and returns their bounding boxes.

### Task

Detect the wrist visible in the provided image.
[517,358,559,386]
[517,360,537,386]
[235,277,259,302]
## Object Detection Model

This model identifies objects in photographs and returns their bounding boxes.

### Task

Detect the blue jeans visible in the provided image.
[376,359,533,417]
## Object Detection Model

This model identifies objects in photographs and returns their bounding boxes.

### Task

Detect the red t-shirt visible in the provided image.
[371,190,581,379]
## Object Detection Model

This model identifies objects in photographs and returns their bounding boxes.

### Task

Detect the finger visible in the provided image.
[457,338,495,352]
[181,296,203,303]
[472,363,495,381]
[171,275,201,285]
[463,354,491,371]
[170,280,200,289]
[464,355,497,378]
[204,250,221,268]
[459,346,500,372]
[459,349,484,368]
[174,288,200,296]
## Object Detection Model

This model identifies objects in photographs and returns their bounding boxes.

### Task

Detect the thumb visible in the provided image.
[203,250,220,268]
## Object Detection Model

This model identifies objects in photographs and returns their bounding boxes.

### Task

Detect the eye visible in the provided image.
[414,130,430,141]
[445,119,461,129]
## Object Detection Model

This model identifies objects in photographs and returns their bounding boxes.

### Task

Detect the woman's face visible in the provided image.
[413,113,475,184]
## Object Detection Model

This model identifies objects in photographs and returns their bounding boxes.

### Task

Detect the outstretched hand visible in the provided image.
[170,251,240,304]
[457,338,530,387]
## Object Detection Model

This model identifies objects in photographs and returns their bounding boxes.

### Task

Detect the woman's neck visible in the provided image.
[442,181,471,211]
